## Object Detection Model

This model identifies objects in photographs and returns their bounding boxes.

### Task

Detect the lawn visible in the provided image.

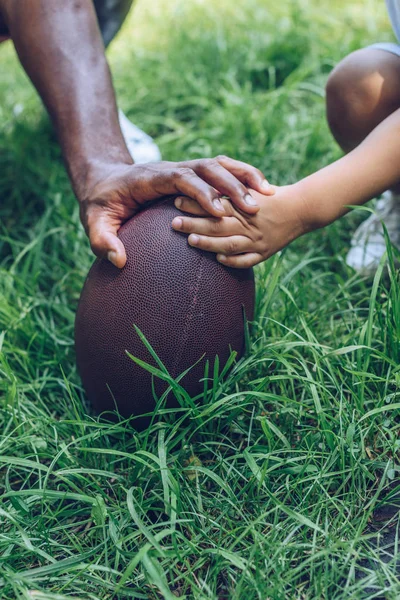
[1,0,400,598]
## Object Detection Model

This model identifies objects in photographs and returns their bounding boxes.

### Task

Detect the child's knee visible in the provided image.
[326,48,400,131]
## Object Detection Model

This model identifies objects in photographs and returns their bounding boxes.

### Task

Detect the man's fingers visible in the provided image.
[123,164,226,216]
[194,161,260,214]
[174,196,234,217]
[88,218,127,268]
[172,214,243,237]
[216,155,274,196]
[174,197,209,216]
[187,233,250,255]
[171,168,226,217]
[217,252,264,269]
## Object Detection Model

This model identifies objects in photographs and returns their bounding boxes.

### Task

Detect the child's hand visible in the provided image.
[171,186,308,268]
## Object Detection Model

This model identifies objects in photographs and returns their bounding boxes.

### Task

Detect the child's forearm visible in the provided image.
[296,107,400,230]
[170,106,400,269]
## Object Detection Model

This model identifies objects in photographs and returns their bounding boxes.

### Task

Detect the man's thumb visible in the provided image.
[89,223,127,269]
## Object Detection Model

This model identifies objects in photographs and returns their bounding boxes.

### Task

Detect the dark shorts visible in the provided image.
[93,0,134,46]
[0,0,134,47]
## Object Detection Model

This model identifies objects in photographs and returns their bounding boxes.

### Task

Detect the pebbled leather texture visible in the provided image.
[75,198,255,420]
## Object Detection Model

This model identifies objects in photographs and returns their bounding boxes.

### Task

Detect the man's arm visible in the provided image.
[2,0,131,193]
[0,0,271,267]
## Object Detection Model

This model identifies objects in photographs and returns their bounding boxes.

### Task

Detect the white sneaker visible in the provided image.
[118,109,161,164]
[346,191,400,276]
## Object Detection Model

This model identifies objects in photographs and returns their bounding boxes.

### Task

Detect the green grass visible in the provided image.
[1,0,400,598]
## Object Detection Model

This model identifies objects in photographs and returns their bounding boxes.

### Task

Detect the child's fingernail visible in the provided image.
[261,180,271,192]
[218,254,227,262]
[175,197,183,209]
[172,217,183,229]
[107,251,118,267]
[189,234,199,246]
[213,198,224,211]
[245,194,258,206]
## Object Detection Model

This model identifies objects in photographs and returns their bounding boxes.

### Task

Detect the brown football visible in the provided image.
[75,198,255,422]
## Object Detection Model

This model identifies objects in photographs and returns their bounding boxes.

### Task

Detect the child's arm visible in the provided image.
[172,107,400,268]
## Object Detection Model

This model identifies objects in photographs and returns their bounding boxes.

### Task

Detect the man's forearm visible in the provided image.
[296,107,400,231]
[1,0,132,198]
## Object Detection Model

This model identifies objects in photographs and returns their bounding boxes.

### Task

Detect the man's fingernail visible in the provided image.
[175,197,182,209]
[213,198,224,212]
[189,234,199,246]
[218,254,227,262]
[107,251,118,266]
[245,194,258,206]
[261,180,271,192]
[172,217,183,229]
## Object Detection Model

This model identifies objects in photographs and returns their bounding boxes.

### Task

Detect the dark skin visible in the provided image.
[0,0,273,267]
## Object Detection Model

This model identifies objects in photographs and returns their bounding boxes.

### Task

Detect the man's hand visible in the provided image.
[80,157,273,268]
[171,185,310,268]
[0,0,274,268]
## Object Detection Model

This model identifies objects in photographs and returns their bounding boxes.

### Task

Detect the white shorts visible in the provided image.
[370,42,400,58]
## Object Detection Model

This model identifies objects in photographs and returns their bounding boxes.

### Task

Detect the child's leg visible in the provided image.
[326,47,400,154]
[326,47,400,274]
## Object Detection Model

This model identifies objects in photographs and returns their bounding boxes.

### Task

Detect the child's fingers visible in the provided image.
[217,252,264,268]
[172,214,244,237]
[187,233,250,255]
